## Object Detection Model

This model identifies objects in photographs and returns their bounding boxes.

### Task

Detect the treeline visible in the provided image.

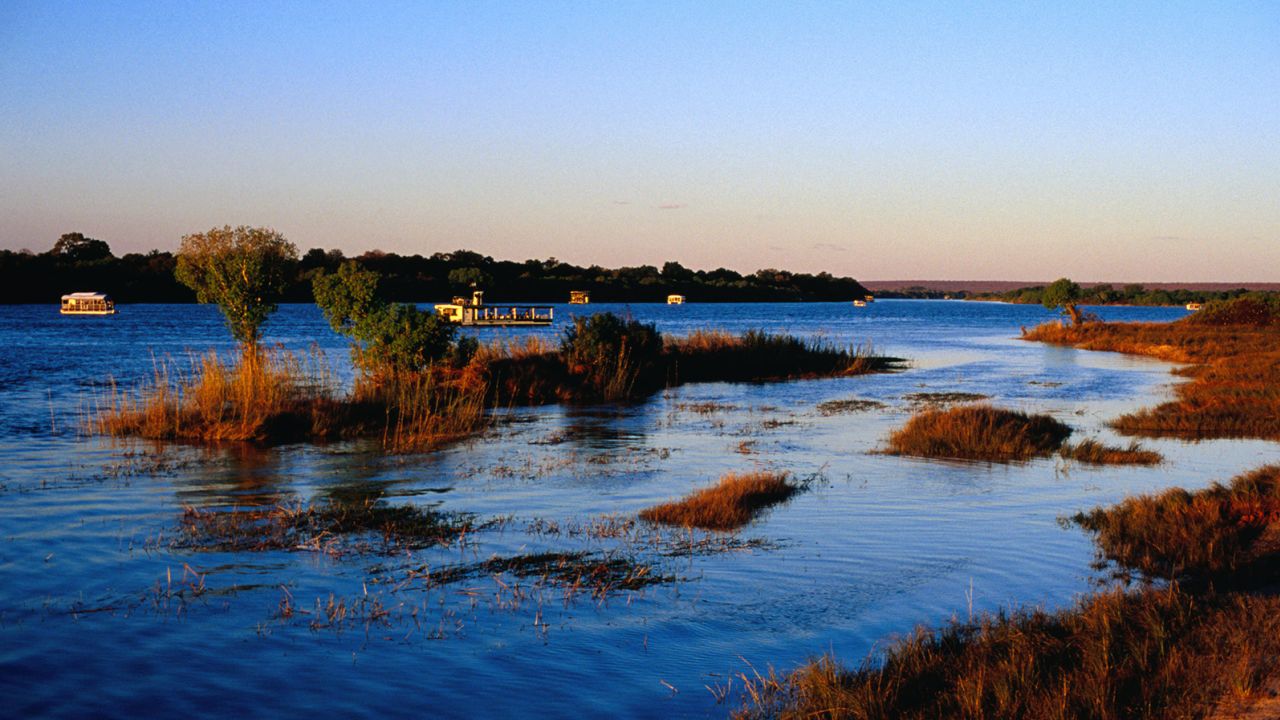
[1,233,871,304]
[974,283,1254,307]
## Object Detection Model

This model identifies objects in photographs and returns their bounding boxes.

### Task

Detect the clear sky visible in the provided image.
[2,1,1277,280]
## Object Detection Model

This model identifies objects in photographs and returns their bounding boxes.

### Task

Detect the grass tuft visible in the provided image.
[883,405,1072,462]
[1059,439,1162,466]
[639,471,802,531]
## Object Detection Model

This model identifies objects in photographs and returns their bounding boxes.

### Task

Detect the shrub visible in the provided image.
[560,313,663,401]
[314,261,458,377]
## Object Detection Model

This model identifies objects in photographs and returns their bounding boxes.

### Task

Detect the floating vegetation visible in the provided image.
[1059,438,1162,466]
[902,391,990,405]
[407,551,672,598]
[816,398,887,415]
[883,405,1071,462]
[640,471,803,531]
[176,500,491,554]
[1072,465,1280,584]
[734,586,1280,720]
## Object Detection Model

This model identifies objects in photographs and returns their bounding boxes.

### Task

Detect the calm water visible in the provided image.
[3,300,1278,718]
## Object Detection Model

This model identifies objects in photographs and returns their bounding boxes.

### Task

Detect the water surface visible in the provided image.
[3,300,1276,718]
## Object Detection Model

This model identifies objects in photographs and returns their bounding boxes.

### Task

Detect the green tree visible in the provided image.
[314,260,459,376]
[1043,277,1085,325]
[50,232,112,263]
[447,266,492,290]
[175,225,298,349]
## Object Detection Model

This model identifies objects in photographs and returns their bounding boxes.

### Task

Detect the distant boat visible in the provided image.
[61,292,116,315]
[864,294,875,303]
[1186,302,1202,311]
[569,290,590,305]
[852,300,867,308]
[667,294,685,305]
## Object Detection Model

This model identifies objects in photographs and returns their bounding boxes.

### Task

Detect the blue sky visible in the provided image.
[2,1,1277,280]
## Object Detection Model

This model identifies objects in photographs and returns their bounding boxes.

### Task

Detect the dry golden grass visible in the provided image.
[1023,305,1280,441]
[883,405,1072,462]
[639,471,800,531]
[735,586,1280,720]
[1059,439,1163,466]
[96,347,489,451]
[1073,465,1280,583]
[95,348,338,443]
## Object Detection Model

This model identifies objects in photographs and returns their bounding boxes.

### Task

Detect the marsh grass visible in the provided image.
[96,347,490,451]
[666,330,902,385]
[883,405,1072,462]
[1023,300,1280,441]
[639,471,802,531]
[1059,439,1162,466]
[177,499,486,554]
[734,586,1280,720]
[1073,465,1280,584]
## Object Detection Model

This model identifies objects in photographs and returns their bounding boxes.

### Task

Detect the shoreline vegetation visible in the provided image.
[739,297,1280,718]
[1023,295,1280,441]
[96,239,903,450]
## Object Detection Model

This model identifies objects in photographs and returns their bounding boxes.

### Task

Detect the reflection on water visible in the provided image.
[3,300,1279,718]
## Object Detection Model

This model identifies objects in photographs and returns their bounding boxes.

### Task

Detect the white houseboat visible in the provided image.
[434,290,553,327]
[60,292,116,315]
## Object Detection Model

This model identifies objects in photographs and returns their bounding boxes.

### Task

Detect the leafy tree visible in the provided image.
[50,232,112,263]
[1042,277,1085,325]
[447,266,492,290]
[174,225,298,349]
[314,261,459,376]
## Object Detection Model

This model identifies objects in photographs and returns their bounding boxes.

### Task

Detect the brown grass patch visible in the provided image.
[639,471,801,531]
[902,391,990,405]
[1073,465,1280,584]
[1023,301,1280,441]
[817,398,886,415]
[1059,439,1162,466]
[883,405,1072,462]
[735,586,1280,720]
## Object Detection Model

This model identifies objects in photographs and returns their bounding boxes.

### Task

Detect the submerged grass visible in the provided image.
[1059,439,1163,466]
[177,499,486,554]
[883,405,1072,462]
[1023,297,1280,441]
[639,471,802,531]
[735,585,1280,720]
[1073,465,1280,584]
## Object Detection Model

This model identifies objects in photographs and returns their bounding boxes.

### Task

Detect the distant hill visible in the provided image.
[863,280,1280,293]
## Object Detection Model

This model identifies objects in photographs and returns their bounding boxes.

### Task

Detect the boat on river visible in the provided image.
[60,292,116,315]
[434,290,553,327]
[667,294,685,305]
[1186,302,1202,311]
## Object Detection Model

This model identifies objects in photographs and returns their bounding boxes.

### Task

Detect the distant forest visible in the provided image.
[972,283,1258,307]
[0,233,876,304]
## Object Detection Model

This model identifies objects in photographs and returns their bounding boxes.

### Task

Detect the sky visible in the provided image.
[1,1,1277,281]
